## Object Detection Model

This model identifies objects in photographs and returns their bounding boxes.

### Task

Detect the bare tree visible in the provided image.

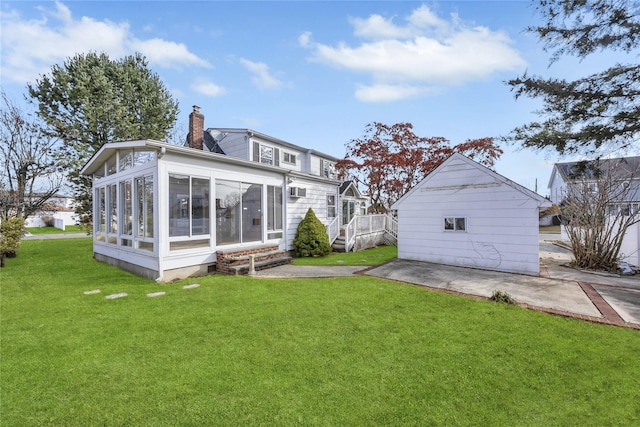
[0,92,62,221]
[560,158,640,271]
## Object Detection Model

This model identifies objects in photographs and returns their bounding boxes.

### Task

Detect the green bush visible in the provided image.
[490,290,517,305]
[0,217,25,265]
[293,208,332,257]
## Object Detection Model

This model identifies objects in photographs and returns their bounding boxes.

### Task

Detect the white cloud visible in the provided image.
[298,31,312,48]
[239,58,283,90]
[0,1,210,85]
[131,38,210,68]
[191,79,226,97]
[302,5,526,102]
[355,83,434,102]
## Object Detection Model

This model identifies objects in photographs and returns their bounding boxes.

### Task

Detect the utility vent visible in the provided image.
[289,187,307,198]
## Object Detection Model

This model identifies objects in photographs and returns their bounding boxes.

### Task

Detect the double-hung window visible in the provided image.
[327,195,336,218]
[283,152,296,165]
[253,142,280,166]
[321,159,336,179]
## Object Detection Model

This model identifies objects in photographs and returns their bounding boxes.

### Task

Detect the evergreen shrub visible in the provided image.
[293,208,332,257]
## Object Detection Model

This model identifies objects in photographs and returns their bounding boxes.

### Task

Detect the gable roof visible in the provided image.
[392,152,550,209]
[209,127,340,162]
[339,180,367,198]
[80,139,343,186]
[550,156,640,187]
[80,139,287,177]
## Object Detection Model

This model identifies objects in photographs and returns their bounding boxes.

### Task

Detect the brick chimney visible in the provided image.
[188,105,204,150]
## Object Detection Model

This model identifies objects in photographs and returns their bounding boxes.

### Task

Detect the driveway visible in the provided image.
[364,258,602,318]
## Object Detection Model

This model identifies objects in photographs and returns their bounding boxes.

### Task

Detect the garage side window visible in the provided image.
[444,217,466,231]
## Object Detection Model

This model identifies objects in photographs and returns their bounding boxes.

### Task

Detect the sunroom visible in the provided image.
[81,140,291,281]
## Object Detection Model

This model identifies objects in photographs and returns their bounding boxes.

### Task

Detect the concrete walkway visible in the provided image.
[22,232,89,240]
[255,237,640,329]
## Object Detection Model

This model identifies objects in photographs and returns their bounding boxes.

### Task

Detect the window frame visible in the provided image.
[327,194,337,218]
[444,216,467,232]
[283,152,297,165]
[267,185,284,239]
[168,173,211,245]
[253,141,280,166]
[321,159,336,179]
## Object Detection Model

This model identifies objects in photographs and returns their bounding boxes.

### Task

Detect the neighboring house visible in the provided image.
[80,106,392,281]
[24,194,78,229]
[549,156,640,266]
[548,156,640,206]
[392,153,551,275]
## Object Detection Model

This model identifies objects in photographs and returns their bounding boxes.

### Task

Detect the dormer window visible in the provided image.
[253,142,280,166]
[283,152,297,165]
[321,159,336,179]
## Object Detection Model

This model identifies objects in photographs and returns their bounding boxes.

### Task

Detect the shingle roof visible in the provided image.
[555,156,640,181]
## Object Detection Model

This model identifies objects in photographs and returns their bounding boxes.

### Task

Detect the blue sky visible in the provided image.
[1,1,633,196]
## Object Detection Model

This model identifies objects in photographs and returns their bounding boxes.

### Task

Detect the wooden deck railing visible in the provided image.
[325,216,340,245]
[341,214,398,252]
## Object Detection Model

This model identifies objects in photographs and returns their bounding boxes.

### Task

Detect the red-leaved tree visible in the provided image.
[336,122,503,213]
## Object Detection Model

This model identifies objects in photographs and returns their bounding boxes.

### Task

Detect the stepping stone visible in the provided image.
[84,289,101,295]
[147,291,166,298]
[105,293,128,299]
[182,283,200,289]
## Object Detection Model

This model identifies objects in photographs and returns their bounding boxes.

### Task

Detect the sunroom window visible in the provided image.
[216,179,263,245]
[169,174,210,239]
[136,175,154,249]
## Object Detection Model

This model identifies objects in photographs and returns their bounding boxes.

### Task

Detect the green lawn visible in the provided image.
[1,239,639,426]
[293,245,397,266]
[25,225,86,235]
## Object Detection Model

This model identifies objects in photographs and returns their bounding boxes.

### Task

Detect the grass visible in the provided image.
[25,225,86,235]
[2,239,639,426]
[293,245,397,266]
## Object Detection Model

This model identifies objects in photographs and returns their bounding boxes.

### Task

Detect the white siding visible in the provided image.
[567,221,640,267]
[308,154,322,176]
[548,168,565,205]
[280,148,304,173]
[395,155,545,275]
[217,132,248,159]
[285,178,340,251]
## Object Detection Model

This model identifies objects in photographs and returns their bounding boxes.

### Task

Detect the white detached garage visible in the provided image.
[391,153,551,275]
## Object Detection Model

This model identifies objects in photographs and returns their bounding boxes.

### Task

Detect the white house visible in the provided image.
[549,156,640,266]
[391,153,551,275]
[24,194,78,229]
[80,106,380,281]
[548,156,640,205]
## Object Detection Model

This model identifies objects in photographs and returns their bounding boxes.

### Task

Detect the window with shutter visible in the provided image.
[253,142,260,163]
[253,141,278,166]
